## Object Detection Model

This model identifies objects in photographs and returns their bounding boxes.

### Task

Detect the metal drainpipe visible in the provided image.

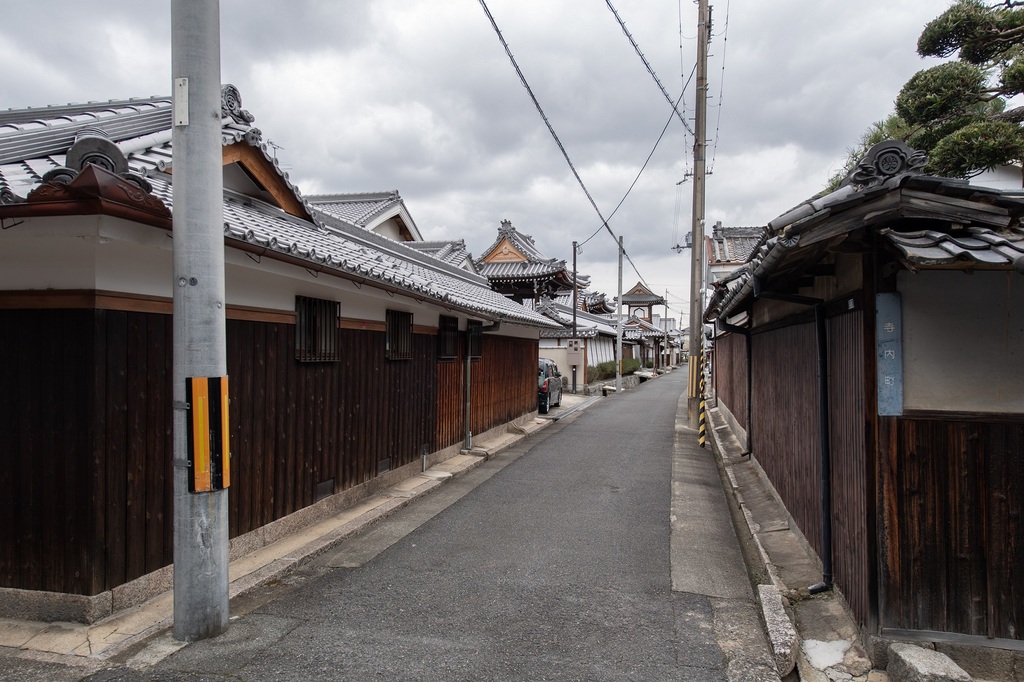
[752,276,833,594]
[715,317,753,458]
[464,344,472,451]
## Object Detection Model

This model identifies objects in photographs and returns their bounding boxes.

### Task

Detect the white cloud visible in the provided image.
[2,0,955,303]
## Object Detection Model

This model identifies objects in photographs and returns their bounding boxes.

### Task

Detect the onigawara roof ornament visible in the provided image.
[845,139,927,190]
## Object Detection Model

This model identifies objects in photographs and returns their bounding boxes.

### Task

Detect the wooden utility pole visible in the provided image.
[687,0,710,429]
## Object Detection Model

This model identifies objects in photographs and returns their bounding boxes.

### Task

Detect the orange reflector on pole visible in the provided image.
[698,349,707,448]
[186,376,230,493]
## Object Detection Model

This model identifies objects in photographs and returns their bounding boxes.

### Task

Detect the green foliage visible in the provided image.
[588,358,641,382]
[827,115,914,190]
[929,119,1024,176]
[836,0,1024,182]
[622,358,641,375]
[895,61,986,126]
[917,0,992,61]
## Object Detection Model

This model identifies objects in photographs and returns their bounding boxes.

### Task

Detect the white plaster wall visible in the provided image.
[900,270,1023,413]
[588,336,616,365]
[372,217,402,242]
[1,214,541,341]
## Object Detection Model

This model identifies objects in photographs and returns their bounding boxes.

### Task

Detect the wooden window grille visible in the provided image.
[386,309,413,360]
[438,315,459,359]
[295,296,340,362]
[467,320,483,359]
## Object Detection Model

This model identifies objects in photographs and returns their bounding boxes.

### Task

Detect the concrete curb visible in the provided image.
[707,409,799,679]
[0,403,589,666]
[758,583,799,677]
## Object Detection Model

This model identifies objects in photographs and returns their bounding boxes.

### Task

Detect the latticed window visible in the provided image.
[467,320,483,359]
[386,309,413,360]
[438,315,459,359]
[295,296,341,362]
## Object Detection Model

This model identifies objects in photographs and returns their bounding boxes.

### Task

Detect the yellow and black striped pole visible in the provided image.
[698,348,707,448]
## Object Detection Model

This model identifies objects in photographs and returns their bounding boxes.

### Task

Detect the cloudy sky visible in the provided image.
[2,1,952,322]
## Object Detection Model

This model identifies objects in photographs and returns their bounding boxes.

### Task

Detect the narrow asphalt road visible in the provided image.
[76,369,767,681]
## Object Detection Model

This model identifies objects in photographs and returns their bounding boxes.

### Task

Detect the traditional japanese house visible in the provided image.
[0,88,558,622]
[704,140,1024,652]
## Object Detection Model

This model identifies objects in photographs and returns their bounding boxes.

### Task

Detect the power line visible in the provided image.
[477,0,653,290]
[678,0,692,181]
[579,88,685,249]
[604,0,696,137]
[477,1,616,243]
[708,0,730,175]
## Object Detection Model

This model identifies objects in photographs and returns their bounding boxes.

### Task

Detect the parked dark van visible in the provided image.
[538,357,563,414]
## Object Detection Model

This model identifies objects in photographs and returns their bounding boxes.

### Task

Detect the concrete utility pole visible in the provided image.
[616,236,623,392]
[171,0,230,642]
[687,0,710,429]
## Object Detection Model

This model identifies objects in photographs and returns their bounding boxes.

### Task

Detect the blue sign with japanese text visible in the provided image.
[876,293,903,416]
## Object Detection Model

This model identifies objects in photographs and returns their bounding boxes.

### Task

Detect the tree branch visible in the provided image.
[992,104,1024,121]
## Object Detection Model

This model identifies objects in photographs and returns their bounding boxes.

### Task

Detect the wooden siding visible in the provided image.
[0,309,173,594]
[827,310,871,629]
[751,321,822,554]
[879,415,1024,639]
[714,331,748,428]
[0,308,538,595]
[750,310,872,628]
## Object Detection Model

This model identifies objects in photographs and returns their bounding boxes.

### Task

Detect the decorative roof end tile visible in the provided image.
[221,84,254,125]
[845,140,927,190]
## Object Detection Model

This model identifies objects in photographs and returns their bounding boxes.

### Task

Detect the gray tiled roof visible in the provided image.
[476,259,567,280]
[535,300,617,338]
[477,219,549,262]
[306,191,401,227]
[622,315,665,340]
[705,140,1024,322]
[405,240,477,270]
[0,91,558,329]
[881,226,1024,268]
[708,225,763,264]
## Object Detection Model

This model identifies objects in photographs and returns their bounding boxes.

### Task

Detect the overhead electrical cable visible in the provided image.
[708,0,731,174]
[579,89,685,250]
[678,0,692,180]
[476,0,652,289]
[604,0,696,138]
[477,0,615,244]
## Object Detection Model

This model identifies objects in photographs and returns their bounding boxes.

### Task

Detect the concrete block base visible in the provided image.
[887,642,971,682]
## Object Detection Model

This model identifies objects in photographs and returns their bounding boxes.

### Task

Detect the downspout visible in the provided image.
[716,317,752,458]
[753,275,833,594]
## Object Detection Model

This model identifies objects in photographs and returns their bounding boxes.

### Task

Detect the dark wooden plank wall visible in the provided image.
[435,349,466,449]
[0,309,539,595]
[827,310,871,629]
[713,331,748,427]
[469,335,538,437]
[751,321,822,553]
[880,416,1024,640]
[750,311,872,628]
[0,309,173,595]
